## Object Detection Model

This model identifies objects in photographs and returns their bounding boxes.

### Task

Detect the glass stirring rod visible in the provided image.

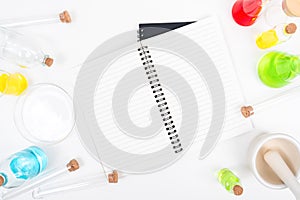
[32,170,123,199]
[241,86,300,118]
[1,159,79,200]
[0,10,71,28]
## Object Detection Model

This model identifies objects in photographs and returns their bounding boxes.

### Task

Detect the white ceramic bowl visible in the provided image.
[249,133,300,189]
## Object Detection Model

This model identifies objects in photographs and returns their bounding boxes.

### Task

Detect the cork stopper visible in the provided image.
[44,58,54,67]
[59,10,72,23]
[233,185,243,196]
[285,23,297,34]
[241,106,254,118]
[108,170,118,183]
[0,175,4,186]
[67,159,80,172]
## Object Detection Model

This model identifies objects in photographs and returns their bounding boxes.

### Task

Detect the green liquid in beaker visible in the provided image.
[258,52,300,88]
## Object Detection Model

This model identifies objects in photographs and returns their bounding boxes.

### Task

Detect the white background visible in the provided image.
[0,0,300,199]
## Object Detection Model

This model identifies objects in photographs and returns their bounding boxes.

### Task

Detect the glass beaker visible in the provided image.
[258,51,300,88]
[232,0,269,26]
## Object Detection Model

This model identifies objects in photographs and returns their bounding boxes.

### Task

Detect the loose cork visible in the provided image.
[0,176,4,186]
[241,106,254,118]
[285,23,297,34]
[59,10,72,23]
[67,159,80,172]
[44,58,54,67]
[108,170,118,183]
[233,185,243,196]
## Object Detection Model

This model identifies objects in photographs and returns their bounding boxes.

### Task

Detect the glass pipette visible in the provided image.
[32,170,124,199]
[241,86,300,118]
[0,10,71,28]
[1,159,79,200]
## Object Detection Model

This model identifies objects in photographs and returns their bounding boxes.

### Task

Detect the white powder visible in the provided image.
[20,85,74,144]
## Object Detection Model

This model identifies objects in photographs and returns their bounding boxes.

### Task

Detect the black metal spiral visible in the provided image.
[138,45,183,154]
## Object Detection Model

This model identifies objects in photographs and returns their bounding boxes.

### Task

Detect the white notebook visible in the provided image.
[74,16,253,174]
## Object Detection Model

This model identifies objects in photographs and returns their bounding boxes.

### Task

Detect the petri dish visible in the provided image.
[14,83,75,145]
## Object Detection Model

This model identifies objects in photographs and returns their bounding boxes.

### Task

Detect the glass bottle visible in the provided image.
[0,72,28,96]
[0,146,48,189]
[256,23,297,49]
[217,168,243,196]
[258,51,300,88]
[232,0,268,26]
[0,27,53,68]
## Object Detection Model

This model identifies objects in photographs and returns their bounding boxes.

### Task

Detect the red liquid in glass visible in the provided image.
[232,0,263,26]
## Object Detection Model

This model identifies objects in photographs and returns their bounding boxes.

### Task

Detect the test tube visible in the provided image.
[241,86,300,118]
[0,10,71,28]
[1,159,79,200]
[32,170,124,199]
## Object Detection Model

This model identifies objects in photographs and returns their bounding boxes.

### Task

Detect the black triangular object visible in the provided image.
[139,21,195,40]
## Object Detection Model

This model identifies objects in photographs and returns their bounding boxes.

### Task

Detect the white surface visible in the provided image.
[0,0,299,200]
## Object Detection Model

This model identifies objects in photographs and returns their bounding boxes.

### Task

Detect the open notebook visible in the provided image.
[74,16,253,174]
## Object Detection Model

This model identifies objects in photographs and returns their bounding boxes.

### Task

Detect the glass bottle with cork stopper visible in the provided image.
[217,168,243,196]
[256,23,297,49]
[0,10,71,28]
[0,27,54,68]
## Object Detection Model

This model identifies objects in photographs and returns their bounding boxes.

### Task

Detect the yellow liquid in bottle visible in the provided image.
[0,73,9,93]
[256,30,279,49]
[0,73,28,96]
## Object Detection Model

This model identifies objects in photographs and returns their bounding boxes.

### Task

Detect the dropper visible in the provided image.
[32,170,123,199]
[241,86,300,118]
[1,159,79,200]
[0,10,71,28]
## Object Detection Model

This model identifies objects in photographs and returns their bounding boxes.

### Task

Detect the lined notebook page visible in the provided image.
[140,16,253,148]
[75,16,254,173]
[180,16,254,140]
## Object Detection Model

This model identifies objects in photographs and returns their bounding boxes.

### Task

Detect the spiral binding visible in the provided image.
[137,40,183,154]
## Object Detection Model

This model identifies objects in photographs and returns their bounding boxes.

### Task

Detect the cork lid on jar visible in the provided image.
[285,23,297,34]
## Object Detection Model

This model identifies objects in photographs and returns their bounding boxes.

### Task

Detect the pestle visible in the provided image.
[264,150,300,200]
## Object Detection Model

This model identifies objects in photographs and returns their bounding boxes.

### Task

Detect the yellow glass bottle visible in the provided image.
[0,72,28,96]
[256,23,297,49]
